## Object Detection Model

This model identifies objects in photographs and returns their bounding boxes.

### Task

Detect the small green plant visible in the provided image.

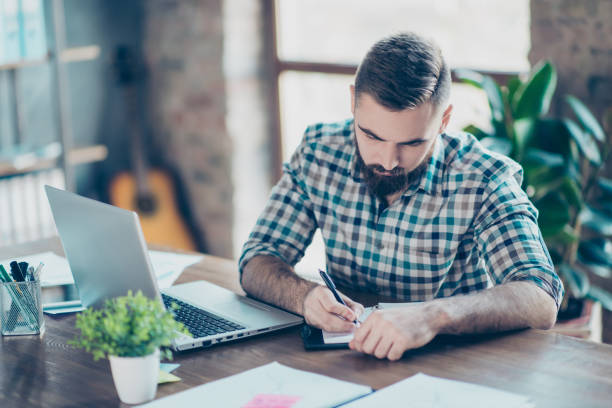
[69,290,190,361]
[456,61,612,315]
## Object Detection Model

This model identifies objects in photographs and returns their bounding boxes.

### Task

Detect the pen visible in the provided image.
[34,262,44,282]
[27,266,35,281]
[10,261,24,282]
[318,269,358,325]
[0,264,38,330]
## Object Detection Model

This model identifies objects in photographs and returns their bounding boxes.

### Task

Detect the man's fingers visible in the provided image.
[360,330,382,355]
[387,340,407,361]
[342,295,365,316]
[374,337,393,359]
[349,320,372,350]
[319,313,357,332]
[319,293,356,321]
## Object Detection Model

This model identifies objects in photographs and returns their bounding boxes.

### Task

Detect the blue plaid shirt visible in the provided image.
[240,119,563,308]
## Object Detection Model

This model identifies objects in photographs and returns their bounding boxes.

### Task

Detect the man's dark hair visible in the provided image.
[354,32,451,111]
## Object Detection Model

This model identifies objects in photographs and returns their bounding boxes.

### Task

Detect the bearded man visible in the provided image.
[239,32,563,361]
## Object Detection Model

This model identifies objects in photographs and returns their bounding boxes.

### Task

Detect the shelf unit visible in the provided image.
[0,0,104,188]
[0,0,105,247]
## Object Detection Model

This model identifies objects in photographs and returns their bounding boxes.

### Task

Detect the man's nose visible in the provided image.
[380,144,400,171]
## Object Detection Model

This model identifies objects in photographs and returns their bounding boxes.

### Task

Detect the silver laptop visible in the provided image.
[45,186,302,351]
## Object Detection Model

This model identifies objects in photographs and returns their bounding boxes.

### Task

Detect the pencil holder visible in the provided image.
[0,279,45,336]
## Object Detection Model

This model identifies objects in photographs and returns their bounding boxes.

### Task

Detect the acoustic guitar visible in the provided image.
[108,46,202,252]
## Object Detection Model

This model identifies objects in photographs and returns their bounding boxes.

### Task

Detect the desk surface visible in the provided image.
[1,238,611,408]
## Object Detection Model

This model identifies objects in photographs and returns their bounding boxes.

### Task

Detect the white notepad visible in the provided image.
[137,362,372,408]
[343,373,534,408]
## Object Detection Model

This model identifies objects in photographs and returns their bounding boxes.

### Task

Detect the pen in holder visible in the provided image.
[1,277,45,336]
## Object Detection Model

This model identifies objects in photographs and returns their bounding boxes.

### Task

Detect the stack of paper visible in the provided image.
[138,362,372,407]
[343,373,534,408]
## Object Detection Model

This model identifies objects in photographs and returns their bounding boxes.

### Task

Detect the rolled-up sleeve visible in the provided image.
[238,143,317,276]
[474,174,565,309]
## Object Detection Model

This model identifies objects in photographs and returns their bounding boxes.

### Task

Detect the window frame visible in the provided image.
[263,0,520,183]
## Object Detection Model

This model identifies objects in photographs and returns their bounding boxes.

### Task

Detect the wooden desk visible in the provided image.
[1,238,612,407]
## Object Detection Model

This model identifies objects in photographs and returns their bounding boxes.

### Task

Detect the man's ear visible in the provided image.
[438,104,453,133]
[350,84,356,115]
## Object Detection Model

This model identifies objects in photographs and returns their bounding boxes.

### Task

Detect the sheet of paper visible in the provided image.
[148,250,204,289]
[137,362,372,408]
[1,250,203,289]
[0,251,75,286]
[342,373,534,408]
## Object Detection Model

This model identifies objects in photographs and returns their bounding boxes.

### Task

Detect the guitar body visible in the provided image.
[109,169,197,251]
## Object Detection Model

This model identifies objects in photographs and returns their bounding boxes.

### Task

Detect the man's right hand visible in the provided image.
[303,285,365,332]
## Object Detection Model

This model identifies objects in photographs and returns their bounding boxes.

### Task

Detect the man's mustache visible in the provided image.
[366,164,406,177]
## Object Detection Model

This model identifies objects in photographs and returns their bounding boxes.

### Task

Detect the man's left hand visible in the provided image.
[349,303,443,361]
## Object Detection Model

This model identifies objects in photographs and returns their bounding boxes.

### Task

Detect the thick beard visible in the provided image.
[356,147,431,199]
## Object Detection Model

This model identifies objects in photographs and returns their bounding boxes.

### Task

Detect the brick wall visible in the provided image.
[530,0,612,122]
[143,0,232,257]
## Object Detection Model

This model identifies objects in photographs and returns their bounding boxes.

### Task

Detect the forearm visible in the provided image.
[240,255,317,315]
[429,281,558,336]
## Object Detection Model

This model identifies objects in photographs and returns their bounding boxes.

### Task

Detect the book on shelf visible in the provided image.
[1,0,46,65]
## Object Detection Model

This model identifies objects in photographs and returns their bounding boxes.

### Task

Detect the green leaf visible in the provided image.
[536,193,571,237]
[545,224,580,245]
[565,95,605,142]
[558,263,590,298]
[586,286,612,311]
[479,136,513,156]
[578,239,612,267]
[563,119,601,165]
[560,177,583,211]
[512,61,557,119]
[530,118,570,156]
[598,178,612,198]
[580,206,612,235]
[463,124,491,140]
[513,118,536,159]
[525,165,566,201]
[506,76,522,106]
[523,148,564,171]
[579,262,612,279]
[455,69,505,123]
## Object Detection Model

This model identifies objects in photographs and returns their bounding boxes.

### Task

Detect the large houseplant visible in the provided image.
[69,291,189,404]
[456,61,612,319]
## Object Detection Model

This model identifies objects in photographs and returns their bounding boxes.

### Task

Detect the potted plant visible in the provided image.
[69,290,189,404]
[456,62,612,332]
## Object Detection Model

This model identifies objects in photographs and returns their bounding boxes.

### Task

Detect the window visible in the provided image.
[270,0,530,164]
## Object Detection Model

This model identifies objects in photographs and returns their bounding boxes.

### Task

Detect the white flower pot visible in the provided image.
[108,348,159,404]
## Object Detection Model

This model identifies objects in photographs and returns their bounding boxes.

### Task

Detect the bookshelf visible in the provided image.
[0,0,104,189]
[0,0,105,247]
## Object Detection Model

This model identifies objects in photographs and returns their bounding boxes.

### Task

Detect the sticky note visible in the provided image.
[158,369,181,384]
[242,394,301,408]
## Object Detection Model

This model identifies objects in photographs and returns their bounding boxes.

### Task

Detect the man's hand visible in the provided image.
[349,303,442,361]
[303,285,365,332]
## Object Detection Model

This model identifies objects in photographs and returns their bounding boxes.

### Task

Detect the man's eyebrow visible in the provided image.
[358,125,385,141]
[357,124,426,144]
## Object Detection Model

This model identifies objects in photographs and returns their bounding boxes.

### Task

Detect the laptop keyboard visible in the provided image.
[162,294,246,338]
